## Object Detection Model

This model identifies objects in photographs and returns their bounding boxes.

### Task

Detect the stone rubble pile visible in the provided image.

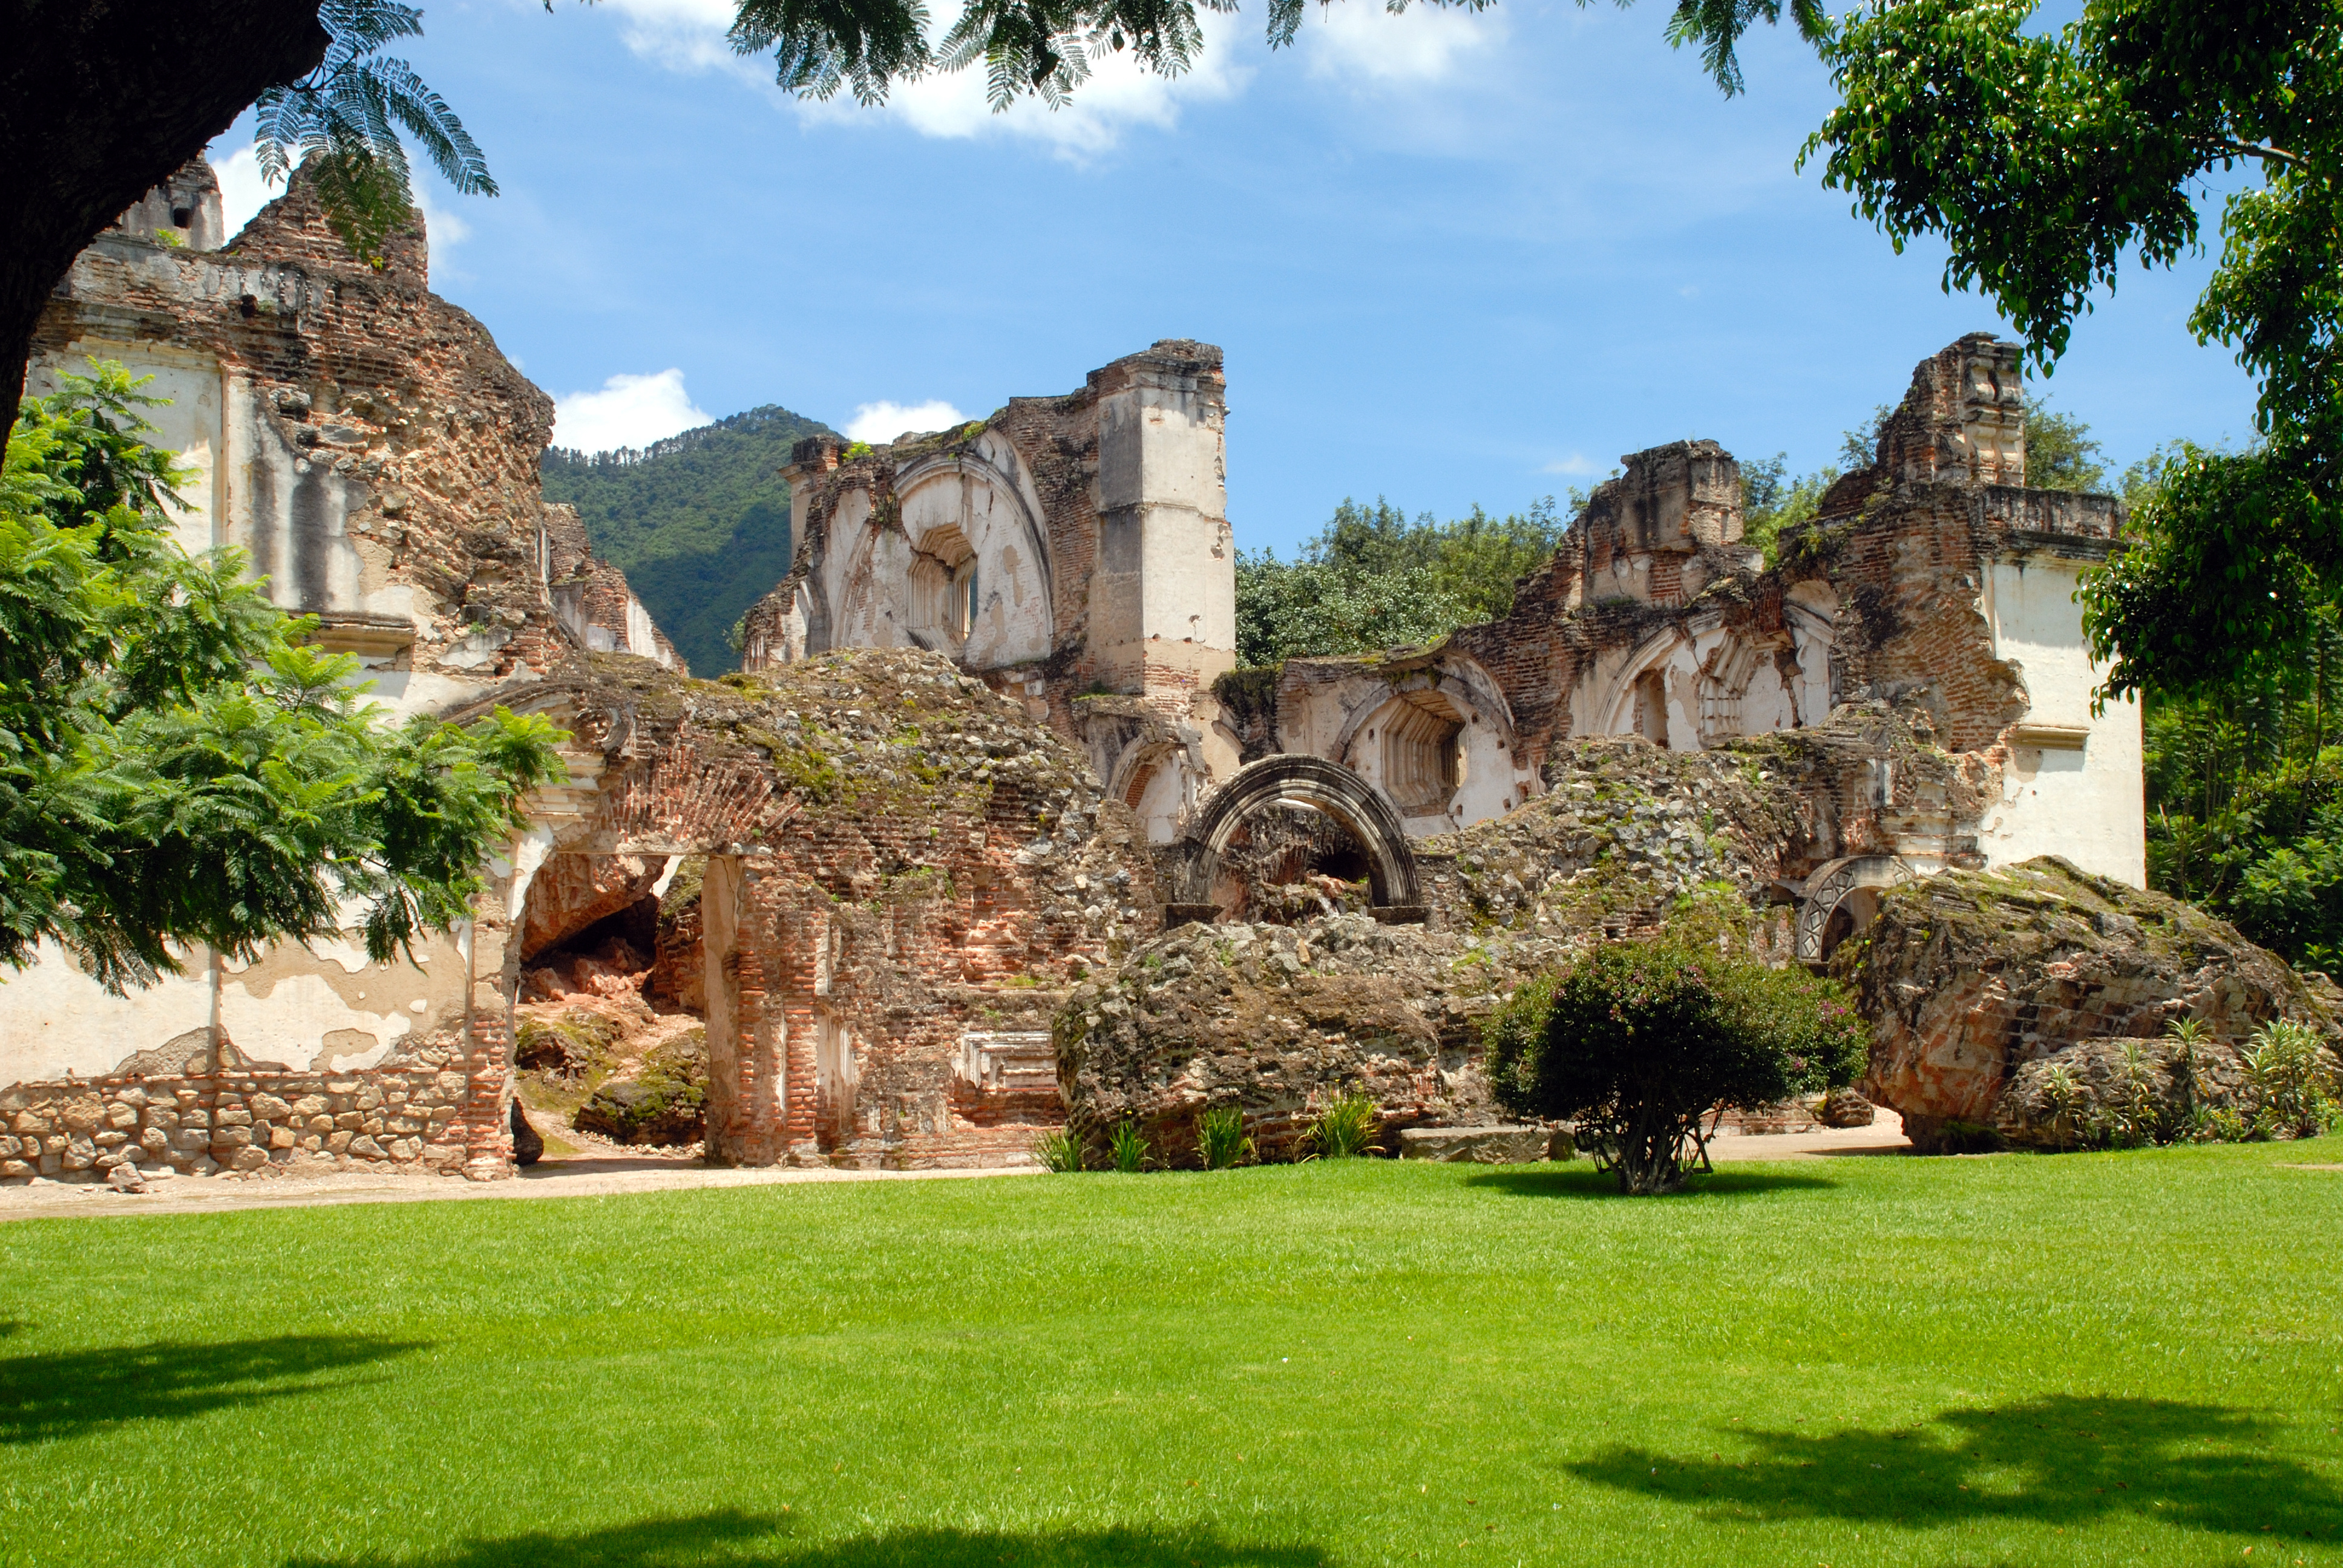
[1847,855,2341,1150]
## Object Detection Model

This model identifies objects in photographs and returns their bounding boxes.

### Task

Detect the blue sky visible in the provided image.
[208,0,2259,558]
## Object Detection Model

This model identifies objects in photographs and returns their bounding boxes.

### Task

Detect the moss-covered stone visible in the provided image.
[1843,855,2341,1150]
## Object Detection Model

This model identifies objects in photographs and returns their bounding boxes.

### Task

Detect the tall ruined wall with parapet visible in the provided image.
[738,340,1240,846]
[4,163,681,1185]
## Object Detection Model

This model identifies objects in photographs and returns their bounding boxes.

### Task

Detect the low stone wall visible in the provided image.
[1,1062,511,1185]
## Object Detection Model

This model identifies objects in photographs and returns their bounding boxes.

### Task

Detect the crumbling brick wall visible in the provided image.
[31,162,580,679]
[493,647,1163,1169]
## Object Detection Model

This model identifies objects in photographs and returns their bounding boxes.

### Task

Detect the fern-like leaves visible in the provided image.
[251,0,494,262]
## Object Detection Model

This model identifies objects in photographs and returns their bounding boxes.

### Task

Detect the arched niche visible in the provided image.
[1108,739,1203,846]
[1326,655,1523,829]
[1167,754,1425,924]
[894,441,1054,668]
[1796,855,1916,961]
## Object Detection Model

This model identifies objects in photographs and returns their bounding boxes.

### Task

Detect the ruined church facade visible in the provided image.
[2,163,2145,1186]
[742,334,2143,953]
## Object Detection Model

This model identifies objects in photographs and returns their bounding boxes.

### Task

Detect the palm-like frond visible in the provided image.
[249,0,492,261]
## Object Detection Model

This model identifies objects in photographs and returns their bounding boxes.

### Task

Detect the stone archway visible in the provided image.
[1166,754,1426,925]
[1796,855,1916,962]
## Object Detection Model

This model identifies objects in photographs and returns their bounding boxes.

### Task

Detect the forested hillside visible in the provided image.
[540,405,831,675]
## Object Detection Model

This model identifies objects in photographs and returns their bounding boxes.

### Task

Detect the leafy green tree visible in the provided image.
[1233,496,1566,667]
[1484,930,1866,1194]
[2025,405,2108,493]
[0,365,568,992]
[1738,454,1832,564]
[1798,0,2342,704]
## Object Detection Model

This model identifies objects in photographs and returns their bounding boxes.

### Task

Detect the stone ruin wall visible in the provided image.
[739,341,1242,844]
[1,163,683,1185]
[495,650,1161,1168]
[5,181,2175,1183]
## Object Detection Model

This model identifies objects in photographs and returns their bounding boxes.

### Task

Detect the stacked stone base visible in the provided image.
[1,1065,511,1186]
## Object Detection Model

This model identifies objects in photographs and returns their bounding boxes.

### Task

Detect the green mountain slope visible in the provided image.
[540,405,832,675]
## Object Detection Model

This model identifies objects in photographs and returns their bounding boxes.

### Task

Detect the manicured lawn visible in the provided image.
[4,1141,2341,1567]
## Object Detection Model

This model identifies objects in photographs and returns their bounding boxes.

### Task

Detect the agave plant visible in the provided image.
[1109,1120,1151,1173]
[1034,1128,1084,1173]
[1197,1106,1253,1170]
[1305,1093,1383,1160]
[2039,1063,2089,1152]
[2243,1019,2338,1138]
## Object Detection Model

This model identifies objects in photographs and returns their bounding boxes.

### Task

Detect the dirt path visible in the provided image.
[0,1114,1911,1224]
[1706,1110,1912,1161]
[0,1155,1032,1224]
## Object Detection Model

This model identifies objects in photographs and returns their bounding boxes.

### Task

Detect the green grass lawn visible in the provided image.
[4,1140,2341,1568]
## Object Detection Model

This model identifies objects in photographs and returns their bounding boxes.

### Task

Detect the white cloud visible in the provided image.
[1541,452,1598,475]
[210,145,275,239]
[412,183,474,278]
[592,0,1247,158]
[595,0,759,77]
[844,399,967,443]
[1297,0,1499,85]
[553,369,712,454]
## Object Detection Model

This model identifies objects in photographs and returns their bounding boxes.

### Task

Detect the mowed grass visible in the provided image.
[3,1141,2342,1568]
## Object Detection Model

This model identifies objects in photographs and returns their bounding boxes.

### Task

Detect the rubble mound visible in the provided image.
[574,1031,709,1146]
[1425,735,1804,937]
[1056,912,1585,1166]
[1842,855,2338,1151]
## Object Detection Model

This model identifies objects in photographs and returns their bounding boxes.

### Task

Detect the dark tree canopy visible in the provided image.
[1484,926,1866,1194]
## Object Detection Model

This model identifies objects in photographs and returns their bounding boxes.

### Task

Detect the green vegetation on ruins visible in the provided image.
[2,1146,2339,1565]
[1233,497,1567,667]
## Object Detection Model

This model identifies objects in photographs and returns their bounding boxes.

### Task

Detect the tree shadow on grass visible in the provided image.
[286,1511,1336,1567]
[1567,1394,2342,1543]
[1461,1167,1837,1200]
[0,1334,428,1443]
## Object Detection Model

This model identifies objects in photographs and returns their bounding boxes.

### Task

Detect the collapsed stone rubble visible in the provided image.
[1848,857,2341,1149]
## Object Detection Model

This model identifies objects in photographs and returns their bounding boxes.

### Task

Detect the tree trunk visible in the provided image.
[0,0,331,452]
[1614,1110,1692,1195]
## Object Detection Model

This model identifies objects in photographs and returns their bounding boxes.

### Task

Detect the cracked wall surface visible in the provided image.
[2,162,678,1184]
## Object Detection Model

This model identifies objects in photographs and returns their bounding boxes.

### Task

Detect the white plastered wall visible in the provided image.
[1976,556,2147,885]
[4,339,493,1088]
[1095,377,1236,681]
[26,342,224,558]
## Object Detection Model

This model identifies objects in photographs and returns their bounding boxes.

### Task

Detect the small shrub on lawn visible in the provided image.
[1197,1106,1253,1169]
[1486,932,1866,1194]
[1035,1128,1085,1172]
[1109,1120,1150,1173]
[2243,1019,2340,1138]
[1304,1093,1382,1160]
